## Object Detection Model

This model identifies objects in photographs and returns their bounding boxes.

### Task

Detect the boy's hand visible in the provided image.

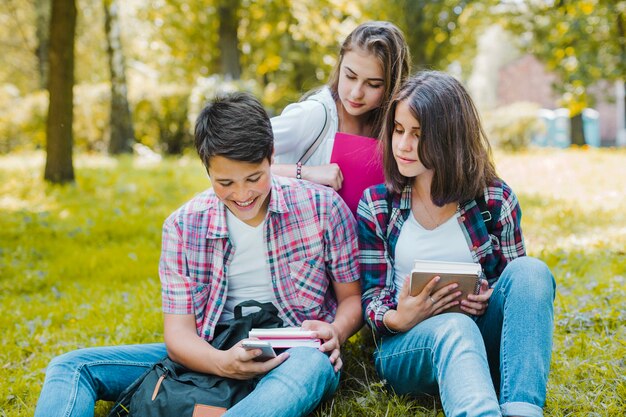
[301,320,343,372]
[215,342,289,380]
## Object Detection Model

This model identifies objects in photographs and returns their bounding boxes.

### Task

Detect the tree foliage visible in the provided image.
[503,0,626,114]
[362,0,492,75]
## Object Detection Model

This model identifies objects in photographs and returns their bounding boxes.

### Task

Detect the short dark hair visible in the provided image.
[382,71,497,205]
[194,92,274,169]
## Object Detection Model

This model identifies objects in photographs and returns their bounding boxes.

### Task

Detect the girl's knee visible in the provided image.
[430,314,482,348]
[506,257,555,300]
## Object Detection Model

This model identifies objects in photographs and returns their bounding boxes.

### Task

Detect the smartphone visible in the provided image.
[241,340,276,361]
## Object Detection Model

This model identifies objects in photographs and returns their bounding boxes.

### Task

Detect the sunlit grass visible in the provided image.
[1,148,624,416]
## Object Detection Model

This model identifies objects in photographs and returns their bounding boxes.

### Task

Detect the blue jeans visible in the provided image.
[35,344,339,417]
[374,257,555,417]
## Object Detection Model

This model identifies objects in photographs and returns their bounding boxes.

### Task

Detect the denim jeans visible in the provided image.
[35,344,339,417]
[374,257,555,417]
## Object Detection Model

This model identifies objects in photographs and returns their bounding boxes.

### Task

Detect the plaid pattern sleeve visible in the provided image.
[491,180,526,265]
[461,179,526,283]
[325,192,360,284]
[357,185,398,336]
[159,212,194,315]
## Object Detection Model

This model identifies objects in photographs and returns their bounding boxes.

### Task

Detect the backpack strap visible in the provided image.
[298,99,330,164]
[475,185,503,234]
[475,192,492,232]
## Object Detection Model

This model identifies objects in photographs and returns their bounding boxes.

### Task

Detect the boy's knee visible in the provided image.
[287,347,333,369]
[46,348,97,378]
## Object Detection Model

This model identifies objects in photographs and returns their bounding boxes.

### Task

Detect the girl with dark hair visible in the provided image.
[358,71,555,417]
[271,21,410,195]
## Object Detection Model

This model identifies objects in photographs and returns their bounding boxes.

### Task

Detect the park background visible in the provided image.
[1,0,624,416]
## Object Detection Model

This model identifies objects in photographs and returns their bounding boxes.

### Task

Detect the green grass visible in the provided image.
[1,149,624,416]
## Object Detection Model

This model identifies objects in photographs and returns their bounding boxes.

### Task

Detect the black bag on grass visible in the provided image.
[107,300,283,417]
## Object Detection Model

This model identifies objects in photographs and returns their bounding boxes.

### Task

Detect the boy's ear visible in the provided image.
[270,150,275,165]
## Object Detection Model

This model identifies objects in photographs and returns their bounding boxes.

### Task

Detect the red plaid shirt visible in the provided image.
[159,176,359,341]
[358,179,526,335]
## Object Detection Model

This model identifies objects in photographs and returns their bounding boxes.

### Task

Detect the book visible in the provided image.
[248,327,321,349]
[330,132,385,216]
[409,260,483,314]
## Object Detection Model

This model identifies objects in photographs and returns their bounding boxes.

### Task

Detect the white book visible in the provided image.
[249,327,317,338]
[248,327,321,348]
[410,260,483,314]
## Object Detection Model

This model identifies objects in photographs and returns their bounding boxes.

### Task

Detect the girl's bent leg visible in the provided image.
[477,256,555,417]
[224,347,340,417]
[375,313,501,417]
[34,343,167,417]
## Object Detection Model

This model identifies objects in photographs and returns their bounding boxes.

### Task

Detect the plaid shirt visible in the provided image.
[357,179,525,336]
[159,176,359,342]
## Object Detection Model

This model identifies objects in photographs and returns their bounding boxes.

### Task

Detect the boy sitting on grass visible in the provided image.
[35,92,362,417]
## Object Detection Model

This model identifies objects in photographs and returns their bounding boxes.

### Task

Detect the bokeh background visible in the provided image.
[1,1,624,416]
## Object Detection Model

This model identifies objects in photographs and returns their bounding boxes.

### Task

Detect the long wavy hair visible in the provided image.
[326,21,411,139]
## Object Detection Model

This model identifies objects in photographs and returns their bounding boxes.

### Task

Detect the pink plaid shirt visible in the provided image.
[159,176,359,342]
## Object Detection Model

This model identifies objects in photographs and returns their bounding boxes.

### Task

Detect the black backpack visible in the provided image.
[107,300,283,417]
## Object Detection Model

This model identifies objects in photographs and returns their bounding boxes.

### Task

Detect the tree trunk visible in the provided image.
[44,0,76,184]
[218,0,241,80]
[35,0,51,90]
[570,113,585,146]
[104,0,135,154]
[617,14,626,144]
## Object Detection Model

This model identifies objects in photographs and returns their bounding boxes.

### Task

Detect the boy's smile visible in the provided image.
[207,156,272,227]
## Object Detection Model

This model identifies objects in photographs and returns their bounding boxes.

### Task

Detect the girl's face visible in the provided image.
[207,155,272,227]
[337,49,385,118]
[392,100,430,178]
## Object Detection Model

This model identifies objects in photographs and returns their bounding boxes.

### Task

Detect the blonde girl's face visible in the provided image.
[337,49,385,118]
[392,100,430,179]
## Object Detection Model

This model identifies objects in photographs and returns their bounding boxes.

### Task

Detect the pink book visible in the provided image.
[330,132,385,216]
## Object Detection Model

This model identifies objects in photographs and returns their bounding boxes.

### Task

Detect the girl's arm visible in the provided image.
[271,99,328,163]
[271,163,343,190]
[270,93,344,189]
[357,187,399,335]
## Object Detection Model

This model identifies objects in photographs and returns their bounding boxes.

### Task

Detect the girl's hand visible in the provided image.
[215,342,289,380]
[302,164,344,190]
[301,320,343,372]
[386,275,462,332]
[460,279,492,316]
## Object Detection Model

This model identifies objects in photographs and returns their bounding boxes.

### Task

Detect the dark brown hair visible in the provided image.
[194,92,274,169]
[327,21,411,139]
[382,71,497,205]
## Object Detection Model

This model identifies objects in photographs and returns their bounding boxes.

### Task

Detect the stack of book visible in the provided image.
[248,327,321,348]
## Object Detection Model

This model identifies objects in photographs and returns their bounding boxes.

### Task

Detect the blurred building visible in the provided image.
[497,54,620,146]
[469,26,624,147]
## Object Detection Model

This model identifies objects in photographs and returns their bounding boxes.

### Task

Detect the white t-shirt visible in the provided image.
[220,210,277,322]
[271,87,339,166]
[393,211,474,301]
